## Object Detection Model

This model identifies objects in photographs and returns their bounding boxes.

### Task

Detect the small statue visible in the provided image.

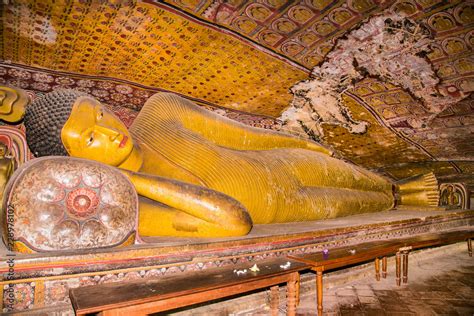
[0,143,15,204]
[0,85,28,204]
[446,185,459,206]
[440,184,462,209]
[21,89,434,238]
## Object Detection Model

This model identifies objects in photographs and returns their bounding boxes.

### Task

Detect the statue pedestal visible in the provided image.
[1,208,473,314]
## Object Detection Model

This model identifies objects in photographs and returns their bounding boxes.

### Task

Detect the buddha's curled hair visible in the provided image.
[24,89,90,157]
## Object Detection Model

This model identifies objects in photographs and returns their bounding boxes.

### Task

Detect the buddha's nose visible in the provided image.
[95,125,120,141]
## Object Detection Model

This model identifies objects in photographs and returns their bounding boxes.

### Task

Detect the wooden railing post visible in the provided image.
[396,252,401,286]
[382,257,387,278]
[375,257,380,281]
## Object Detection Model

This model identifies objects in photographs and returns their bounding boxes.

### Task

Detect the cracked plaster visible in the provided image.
[282,12,468,139]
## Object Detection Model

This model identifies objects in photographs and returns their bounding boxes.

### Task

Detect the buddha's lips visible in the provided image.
[119,136,128,148]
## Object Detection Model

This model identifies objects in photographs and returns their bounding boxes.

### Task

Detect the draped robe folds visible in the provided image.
[130,93,394,224]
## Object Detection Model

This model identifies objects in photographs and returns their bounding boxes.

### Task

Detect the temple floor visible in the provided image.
[294,243,474,316]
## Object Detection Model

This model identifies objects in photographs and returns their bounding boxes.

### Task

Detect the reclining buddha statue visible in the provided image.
[21,89,434,238]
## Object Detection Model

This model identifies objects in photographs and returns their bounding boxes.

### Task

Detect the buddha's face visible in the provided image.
[61,96,134,166]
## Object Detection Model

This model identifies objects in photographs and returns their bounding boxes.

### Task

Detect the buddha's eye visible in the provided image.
[97,111,104,120]
[86,133,94,146]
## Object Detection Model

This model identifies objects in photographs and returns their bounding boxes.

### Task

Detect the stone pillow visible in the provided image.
[2,157,138,253]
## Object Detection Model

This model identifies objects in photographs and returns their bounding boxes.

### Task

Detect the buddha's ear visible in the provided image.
[0,85,30,124]
[60,121,76,157]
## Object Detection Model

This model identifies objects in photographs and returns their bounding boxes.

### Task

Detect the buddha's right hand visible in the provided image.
[119,169,253,237]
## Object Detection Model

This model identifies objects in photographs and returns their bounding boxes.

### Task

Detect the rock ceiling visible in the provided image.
[0,0,473,186]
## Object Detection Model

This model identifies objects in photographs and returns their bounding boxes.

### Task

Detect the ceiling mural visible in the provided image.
[1,0,307,116]
[0,0,473,187]
[161,0,394,68]
[0,63,283,130]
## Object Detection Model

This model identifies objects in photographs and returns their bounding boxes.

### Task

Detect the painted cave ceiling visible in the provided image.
[0,0,473,186]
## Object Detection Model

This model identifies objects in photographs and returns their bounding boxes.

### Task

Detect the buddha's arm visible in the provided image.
[119,169,252,237]
[187,112,332,155]
[148,93,332,155]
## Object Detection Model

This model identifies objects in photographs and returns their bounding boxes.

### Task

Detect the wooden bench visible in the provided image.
[289,230,473,315]
[69,258,308,316]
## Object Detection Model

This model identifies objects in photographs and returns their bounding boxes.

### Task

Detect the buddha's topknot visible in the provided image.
[24,89,91,157]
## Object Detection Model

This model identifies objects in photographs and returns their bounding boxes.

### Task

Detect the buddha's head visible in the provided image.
[24,89,134,166]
